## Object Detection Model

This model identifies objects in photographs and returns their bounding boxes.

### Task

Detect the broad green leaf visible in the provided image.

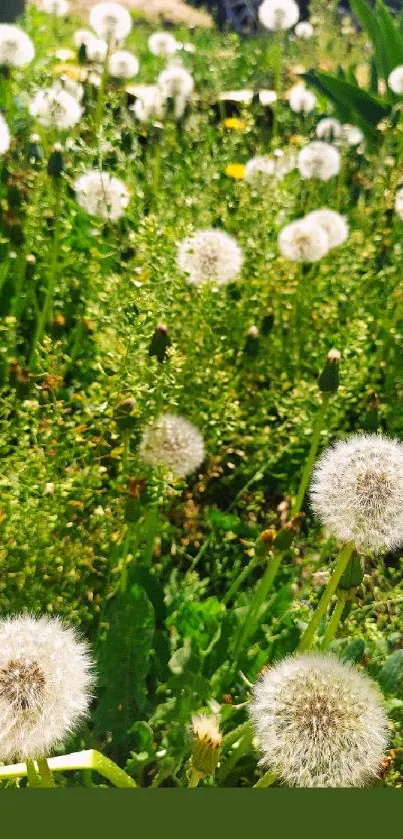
[378,650,403,693]
[341,638,365,663]
[375,0,403,77]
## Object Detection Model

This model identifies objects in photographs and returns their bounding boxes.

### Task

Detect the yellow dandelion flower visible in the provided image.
[225,163,245,180]
[223,117,246,131]
[52,63,88,81]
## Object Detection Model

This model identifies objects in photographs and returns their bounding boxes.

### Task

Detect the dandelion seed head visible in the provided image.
[42,0,69,16]
[289,85,317,114]
[73,29,96,49]
[0,24,35,67]
[258,0,300,31]
[30,88,82,130]
[0,614,94,762]
[87,38,108,63]
[388,65,403,94]
[109,50,139,79]
[139,413,205,478]
[133,86,166,121]
[295,21,314,38]
[90,2,132,42]
[74,170,129,220]
[0,114,10,155]
[307,209,349,249]
[278,217,329,262]
[148,32,179,56]
[310,434,403,551]
[158,65,194,99]
[52,76,84,101]
[250,652,388,787]
[177,228,243,286]
[191,714,221,747]
[395,187,403,219]
[245,150,295,183]
[341,124,364,146]
[316,117,343,142]
[298,141,341,181]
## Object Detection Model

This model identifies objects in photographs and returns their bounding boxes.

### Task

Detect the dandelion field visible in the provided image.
[0,0,402,789]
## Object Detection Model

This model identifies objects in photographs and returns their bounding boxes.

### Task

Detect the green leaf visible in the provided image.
[350,0,388,80]
[93,584,155,760]
[378,650,403,693]
[304,70,390,126]
[375,0,403,78]
[341,638,365,663]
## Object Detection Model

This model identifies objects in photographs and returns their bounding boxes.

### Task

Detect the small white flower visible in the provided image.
[395,186,403,219]
[90,2,132,42]
[74,170,130,221]
[0,113,10,155]
[289,85,317,114]
[298,141,341,181]
[148,31,179,56]
[341,123,364,146]
[250,652,388,787]
[30,88,82,130]
[0,614,94,762]
[139,413,205,478]
[42,0,69,15]
[133,86,166,121]
[177,228,243,286]
[307,209,349,249]
[52,76,84,101]
[316,117,343,142]
[258,0,299,30]
[109,50,139,79]
[388,65,403,94]
[311,433,403,551]
[295,21,314,38]
[0,24,35,67]
[278,217,329,262]
[87,38,108,63]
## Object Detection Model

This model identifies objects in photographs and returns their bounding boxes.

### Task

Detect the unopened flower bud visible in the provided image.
[339,553,364,590]
[243,325,260,357]
[148,322,171,363]
[47,144,64,178]
[318,347,341,393]
[114,396,139,431]
[190,714,222,779]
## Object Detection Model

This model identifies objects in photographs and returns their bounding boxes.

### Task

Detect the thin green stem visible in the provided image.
[0,750,136,788]
[271,29,284,144]
[321,591,348,651]
[292,393,330,516]
[254,769,277,788]
[37,757,56,788]
[297,542,355,652]
[222,554,260,607]
[26,760,41,788]
[232,551,283,672]
[188,767,202,788]
[95,43,111,130]
[217,727,254,784]
[29,178,62,366]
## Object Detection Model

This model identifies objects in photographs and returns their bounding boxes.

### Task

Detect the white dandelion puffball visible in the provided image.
[133,86,166,121]
[139,413,205,478]
[74,29,96,49]
[52,77,84,101]
[289,85,317,114]
[298,141,341,181]
[259,0,299,30]
[310,434,403,551]
[245,156,276,183]
[278,217,329,263]
[395,187,403,219]
[307,209,349,249]
[177,229,243,286]
[259,89,277,106]
[250,652,388,788]
[341,124,364,146]
[109,50,139,79]
[30,88,82,130]
[295,21,314,38]
[158,65,194,100]
[74,170,129,221]
[148,31,178,57]
[388,65,403,94]
[87,38,108,63]
[42,0,69,15]
[0,24,35,67]
[0,614,94,762]
[0,114,10,155]
[316,117,343,142]
[90,2,132,42]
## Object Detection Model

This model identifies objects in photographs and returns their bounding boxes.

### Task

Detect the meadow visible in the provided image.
[0,0,401,789]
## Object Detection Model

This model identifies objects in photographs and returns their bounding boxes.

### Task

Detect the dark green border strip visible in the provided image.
[0,790,401,839]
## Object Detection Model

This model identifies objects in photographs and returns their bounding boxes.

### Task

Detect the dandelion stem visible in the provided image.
[95,42,111,130]
[26,760,41,787]
[321,591,348,651]
[231,551,283,672]
[292,393,330,516]
[29,177,62,366]
[253,769,277,788]
[271,29,284,144]
[37,757,56,788]
[1,750,136,788]
[297,541,355,652]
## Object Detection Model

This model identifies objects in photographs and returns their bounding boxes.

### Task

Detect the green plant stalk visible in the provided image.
[232,551,283,672]
[217,727,254,784]
[0,750,136,788]
[253,769,277,788]
[321,591,348,651]
[26,759,42,788]
[291,393,330,516]
[29,178,62,366]
[271,29,284,144]
[37,757,56,788]
[120,521,139,595]
[95,43,111,130]
[297,541,355,652]
[188,767,202,788]
[222,553,260,606]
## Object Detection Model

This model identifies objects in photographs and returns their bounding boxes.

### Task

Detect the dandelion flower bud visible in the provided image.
[47,143,64,178]
[310,433,403,551]
[278,217,329,262]
[0,113,10,155]
[250,652,388,787]
[289,85,317,114]
[177,228,243,286]
[90,3,132,42]
[388,65,403,94]
[316,118,343,142]
[317,347,341,393]
[0,24,35,67]
[74,170,129,220]
[307,209,349,249]
[0,614,94,762]
[30,88,82,130]
[148,32,178,57]
[191,714,222,779]
[148,322,171,363]
[42,0,70,15]
[395,186,403,219]
[298,141,341,181]
[109,50,139,79]
[258,0,300,31]
[295,21,314,38]
[341,124,364,146]
[139,413,205,478]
